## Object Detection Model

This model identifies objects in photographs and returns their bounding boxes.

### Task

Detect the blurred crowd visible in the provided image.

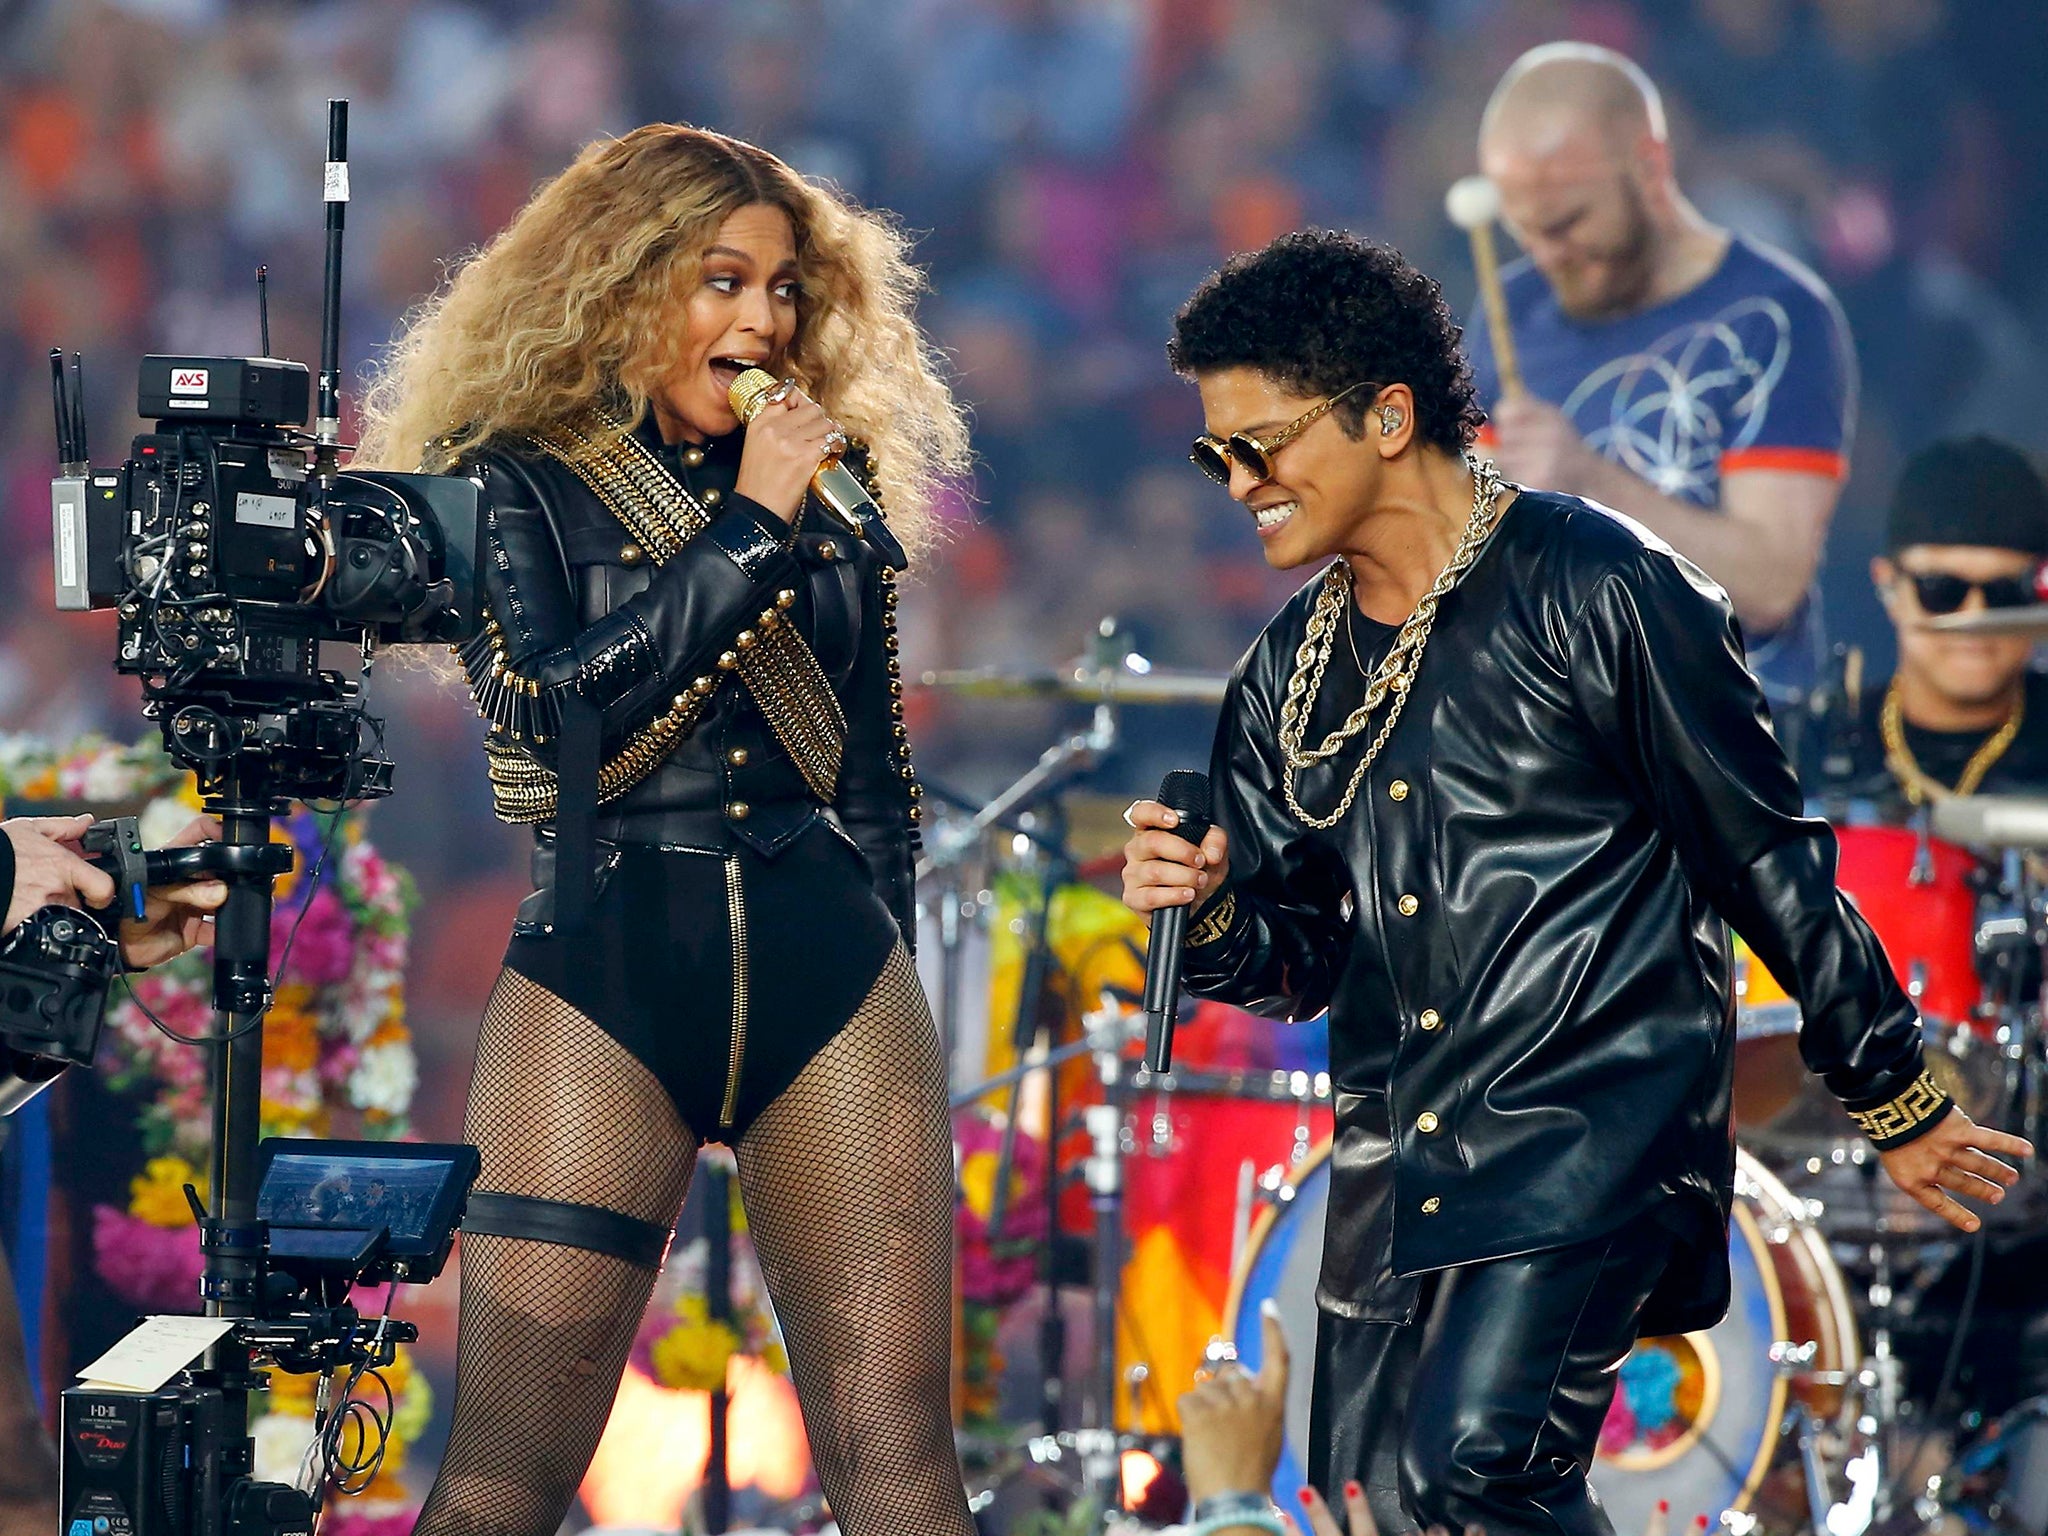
[3,0,2048,1124]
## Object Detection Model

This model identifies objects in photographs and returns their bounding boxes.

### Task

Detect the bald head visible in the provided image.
[1480,43,1666,160]
[1476,44,1687,320]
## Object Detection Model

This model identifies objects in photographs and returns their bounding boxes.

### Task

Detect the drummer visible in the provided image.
[1808,436,2048,808]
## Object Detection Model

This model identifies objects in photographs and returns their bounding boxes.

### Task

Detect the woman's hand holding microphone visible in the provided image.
[733,380,844,526]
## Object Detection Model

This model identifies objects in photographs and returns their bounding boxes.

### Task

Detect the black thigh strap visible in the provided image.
[461,1190,671,1268]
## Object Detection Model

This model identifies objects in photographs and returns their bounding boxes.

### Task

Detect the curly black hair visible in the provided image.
[1168,229,1486,454]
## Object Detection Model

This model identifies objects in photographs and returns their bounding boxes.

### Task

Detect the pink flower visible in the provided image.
[93,1206,204,1311]
[274,887,355,989]
[318,1040,362,1088]
[323,1507,419,1536]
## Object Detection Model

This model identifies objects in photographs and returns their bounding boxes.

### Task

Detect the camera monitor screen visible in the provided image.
[255,1138,479,1263]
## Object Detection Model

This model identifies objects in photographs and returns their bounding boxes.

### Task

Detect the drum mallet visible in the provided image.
[1446,174,1524,398]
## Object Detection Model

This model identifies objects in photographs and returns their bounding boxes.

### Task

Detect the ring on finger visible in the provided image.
[823,427,849,457]
[1122,801,1144,828]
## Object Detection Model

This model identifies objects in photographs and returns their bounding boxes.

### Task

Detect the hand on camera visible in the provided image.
[117,816,227,968]
[3,816,115,934]
[1121,799,1231,917]
[733,382,838,525]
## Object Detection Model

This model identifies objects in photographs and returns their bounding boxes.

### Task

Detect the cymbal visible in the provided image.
[1923,605,2048,635]
[1930,794,2048,849]
[915,665,1230,706]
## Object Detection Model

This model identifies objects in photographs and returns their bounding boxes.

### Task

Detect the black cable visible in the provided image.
[115,802,350,1049]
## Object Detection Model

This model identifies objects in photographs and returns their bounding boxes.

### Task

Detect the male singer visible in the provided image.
[1466,43,1855,714]
[1120,229,2029,1536]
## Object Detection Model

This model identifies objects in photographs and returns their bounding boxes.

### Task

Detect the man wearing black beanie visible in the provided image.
[1809,436,2048,808]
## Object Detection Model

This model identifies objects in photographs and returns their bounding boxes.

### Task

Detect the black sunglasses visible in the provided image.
[1900,571,2040,615]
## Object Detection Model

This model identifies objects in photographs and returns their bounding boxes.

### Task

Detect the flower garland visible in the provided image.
[1,734,424,1534]
[952,1108,1047,1430]
[632,1151,788,1394]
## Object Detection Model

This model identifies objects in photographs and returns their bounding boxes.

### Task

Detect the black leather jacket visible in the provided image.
[459,415,920,945]
[1183,489,1923,1333]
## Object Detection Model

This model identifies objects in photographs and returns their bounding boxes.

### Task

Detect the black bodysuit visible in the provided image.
[461,413,921,1138]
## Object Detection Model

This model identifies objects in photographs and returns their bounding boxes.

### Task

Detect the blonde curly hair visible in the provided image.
[356,124,968,560]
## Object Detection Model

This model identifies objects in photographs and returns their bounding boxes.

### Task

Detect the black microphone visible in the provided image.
[1143,770,1212,1074]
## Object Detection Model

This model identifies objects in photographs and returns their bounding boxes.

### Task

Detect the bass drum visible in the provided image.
[1222,1148,1859,1531]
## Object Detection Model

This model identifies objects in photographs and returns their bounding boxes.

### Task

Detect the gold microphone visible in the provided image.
[727,368,906,569]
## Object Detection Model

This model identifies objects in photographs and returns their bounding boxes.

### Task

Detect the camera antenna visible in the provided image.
[68,352,86,463]
[48,348,75,466]
[314,99,349,473]
[257,265,271,358]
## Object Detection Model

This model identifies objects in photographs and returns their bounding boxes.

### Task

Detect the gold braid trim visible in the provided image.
[472,410,848,819]
[1846,1069,1954,1148]
[1185,890,1238,948]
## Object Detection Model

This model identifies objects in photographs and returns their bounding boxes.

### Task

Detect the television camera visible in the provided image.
[23,99,486,1536]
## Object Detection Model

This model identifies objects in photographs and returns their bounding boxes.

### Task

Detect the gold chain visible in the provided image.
[1277,456,1507,830]
[1880,676,2023,804]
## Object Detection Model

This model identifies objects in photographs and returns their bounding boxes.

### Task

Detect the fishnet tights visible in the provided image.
[415,950,972,1536]
[414,970,696,1536]
[736,944,975,1536]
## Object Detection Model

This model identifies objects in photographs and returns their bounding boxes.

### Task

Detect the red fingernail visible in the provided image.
[1346,1480,1363,1498]
[1299,1489,1315,1506]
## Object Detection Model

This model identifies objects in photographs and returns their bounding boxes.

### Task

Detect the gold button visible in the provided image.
[1421,1196,1441,1214]
[1397,893,1419,917]
[1389,779,1409,801]
[817,540,839,561]
[727,801,751,821]
[702,487,723,507]
[1417,1112,1439,1134]
[620,542,643,565]
[727,747,749,767]
[1419,1008,1441,1031]
[776,588,798,609]
[683,447,706,468]
[717,651,738,670]
[735,629,757,651]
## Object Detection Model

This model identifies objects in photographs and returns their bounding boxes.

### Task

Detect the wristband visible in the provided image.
[1185,889,1238,948]
[1845,1070,1955,1150]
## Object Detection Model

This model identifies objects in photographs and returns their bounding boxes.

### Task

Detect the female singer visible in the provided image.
[359,124,974,1536]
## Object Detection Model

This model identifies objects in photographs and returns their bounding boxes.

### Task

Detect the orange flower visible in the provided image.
[263,1009,321,1074]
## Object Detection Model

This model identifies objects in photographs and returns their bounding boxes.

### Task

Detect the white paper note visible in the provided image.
[76,1316,237,1393]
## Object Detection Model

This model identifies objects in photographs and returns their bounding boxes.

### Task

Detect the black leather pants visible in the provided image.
[1308,1216,1681,1536]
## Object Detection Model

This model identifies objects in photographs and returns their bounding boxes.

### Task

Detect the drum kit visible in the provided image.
[921,615,2048,1536]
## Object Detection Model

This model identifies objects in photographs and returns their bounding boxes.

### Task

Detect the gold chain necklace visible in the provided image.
[1880,676,2023,804]
[1278,456,1507,830]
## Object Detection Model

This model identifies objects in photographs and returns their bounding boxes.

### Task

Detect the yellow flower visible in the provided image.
[649,1315,741,1393]
[961,1149,1029,1224]
[262,1368,318,1415]
[128,1157,204,1228]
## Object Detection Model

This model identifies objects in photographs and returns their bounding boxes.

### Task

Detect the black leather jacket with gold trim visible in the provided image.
[457,415,920,945]
[1182,489,1921,1333]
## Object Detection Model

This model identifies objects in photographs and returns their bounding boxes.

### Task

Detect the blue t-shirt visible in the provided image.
[1466,234,1857,703]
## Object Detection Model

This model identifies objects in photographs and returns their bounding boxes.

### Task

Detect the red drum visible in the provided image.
[1736,823,2011,1236]
[1833,824,1986,1032]
[1114,1072,1332,1435]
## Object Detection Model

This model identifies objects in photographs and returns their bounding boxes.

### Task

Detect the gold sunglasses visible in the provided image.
[1190,381,1376,486]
